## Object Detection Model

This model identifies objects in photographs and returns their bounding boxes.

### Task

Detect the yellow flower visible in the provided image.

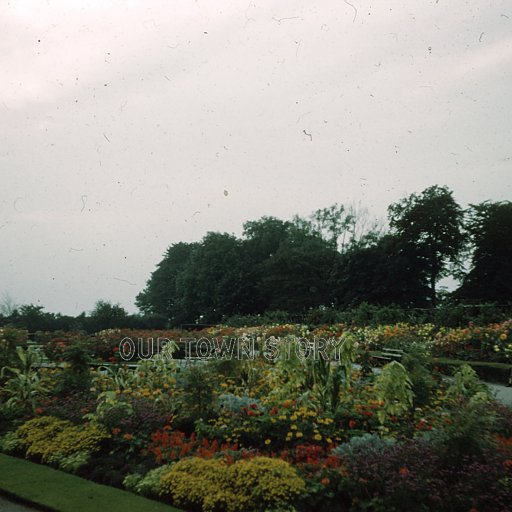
[326,437,333,444]
[290,424,298,431]
[265,439,271,445]
[290,414,298,421]
[313,434,322,441]
[295,432,303,438]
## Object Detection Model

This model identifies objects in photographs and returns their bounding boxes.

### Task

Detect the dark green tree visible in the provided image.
[136,242,196,321]
[259,225,337,312]
[388,185,465,306]
[88,300,128,331]
[240,217,293,313]
[176,232,245,323]
[456,201,512,302]
[9,304,55,332]
[333,234,429,307]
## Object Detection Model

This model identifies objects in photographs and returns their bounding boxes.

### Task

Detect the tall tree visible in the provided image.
[176,232,245,323]
[388,185,465,306]
[136,242,196,321]
[241,217,293,312]
[259,225,336,312]
[300,203,383,253]
[333,234,429,308]
[88,300,129,331]
[456,201,512,302]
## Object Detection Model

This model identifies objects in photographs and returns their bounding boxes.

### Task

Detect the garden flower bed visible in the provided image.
[1,323,511,511]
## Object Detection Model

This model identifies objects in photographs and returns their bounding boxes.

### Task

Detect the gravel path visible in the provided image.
[488,382,512,406]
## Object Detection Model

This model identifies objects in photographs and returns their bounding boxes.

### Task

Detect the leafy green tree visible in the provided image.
[9,304,55,332]
[176,232,245,323]
[307,202,383,252]
[88,300,128,331]
[240,217,293,313]
[333,234,429,307]
[388,185,465,306]
[136,242,196,320]
[455,201,512,302]
[259,225,336,312]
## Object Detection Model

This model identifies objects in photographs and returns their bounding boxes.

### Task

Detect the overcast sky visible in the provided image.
[1,0,511,315]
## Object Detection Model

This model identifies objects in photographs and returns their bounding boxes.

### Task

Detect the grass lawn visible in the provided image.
[0,454,182,512]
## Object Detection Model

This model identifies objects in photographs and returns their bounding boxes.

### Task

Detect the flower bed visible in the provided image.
[1,322,511,511]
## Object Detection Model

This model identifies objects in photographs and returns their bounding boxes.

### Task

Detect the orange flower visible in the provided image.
[112,427,121,435]
[123,433,134,441]
[321,477,330,486]
[399,467,410,476]
[348,419,357,429]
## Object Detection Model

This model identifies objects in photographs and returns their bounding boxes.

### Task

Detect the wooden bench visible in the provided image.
[371,348,404,362]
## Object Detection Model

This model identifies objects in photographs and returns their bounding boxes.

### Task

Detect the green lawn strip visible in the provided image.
[430,357,512,370]
[0,454,182,512]
[368,350,512,370]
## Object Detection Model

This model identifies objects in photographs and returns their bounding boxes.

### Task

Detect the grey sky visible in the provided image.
[1,0,511,315]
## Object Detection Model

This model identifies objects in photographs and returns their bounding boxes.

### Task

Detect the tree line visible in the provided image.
[135,185,512,324]
[1,185,510,332]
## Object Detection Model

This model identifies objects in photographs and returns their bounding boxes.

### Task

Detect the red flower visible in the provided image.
[348,419,357,429]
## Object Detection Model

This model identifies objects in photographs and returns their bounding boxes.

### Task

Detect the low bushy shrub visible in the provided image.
[124,465,173,498]
[16,415,109,462]
[159,456,306,512]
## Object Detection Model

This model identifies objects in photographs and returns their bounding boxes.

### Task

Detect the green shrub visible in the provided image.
[374,361,414,425]
[0,430,22,454]
[226,456,306,511]
[1,346,48,413]
[446,364,488,400]
[48,451,90,473]
[16,416,110,462]
[124,465,173,498]
[159,456,306,512]
[159,457,228,511]
[331,433,396,459]
[401,345,436,407]
[0,327,28,369]
[174,364,218,431]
